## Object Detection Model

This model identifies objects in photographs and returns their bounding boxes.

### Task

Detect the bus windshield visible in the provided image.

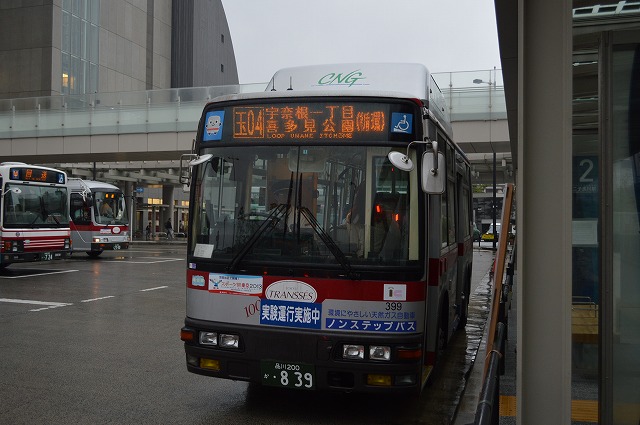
[189,145,420,272]
[2,183,69,228]
[94,191,128,225]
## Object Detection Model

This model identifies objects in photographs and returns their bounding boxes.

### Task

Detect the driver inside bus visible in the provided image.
[269,180,314,231]
[100,200,114,218]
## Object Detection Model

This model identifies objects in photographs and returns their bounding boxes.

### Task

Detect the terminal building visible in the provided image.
[0,0,238,235]
[0,0,238,97]
[495,0,640,423]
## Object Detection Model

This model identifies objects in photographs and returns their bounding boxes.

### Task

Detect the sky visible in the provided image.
[220,0,502,84]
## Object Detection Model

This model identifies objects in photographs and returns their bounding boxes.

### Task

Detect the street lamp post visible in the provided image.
[474,67,497,249]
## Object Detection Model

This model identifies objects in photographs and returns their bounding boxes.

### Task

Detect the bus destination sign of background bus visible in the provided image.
[202,102,417,142]
[10,167,65,184]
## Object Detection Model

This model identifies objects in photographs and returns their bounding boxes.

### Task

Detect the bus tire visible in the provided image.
[87,251,103,257]
[457,272,471,330]
[435,301,448,366]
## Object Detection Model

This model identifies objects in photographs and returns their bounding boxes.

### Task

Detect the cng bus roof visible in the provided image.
[266,63,433,99]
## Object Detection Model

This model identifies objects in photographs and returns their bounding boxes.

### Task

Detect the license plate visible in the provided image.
[41,252,53,261]
[112,244,121,250]
[260,361,315,390]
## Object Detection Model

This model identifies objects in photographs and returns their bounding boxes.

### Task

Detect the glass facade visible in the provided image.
[571,28,640,424]
[611,36,640,425]
[571,35,601,424]
[61,0,100,95]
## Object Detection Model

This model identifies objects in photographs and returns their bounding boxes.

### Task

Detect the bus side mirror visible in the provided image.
[422,151,446,194]
[179,153,212,186]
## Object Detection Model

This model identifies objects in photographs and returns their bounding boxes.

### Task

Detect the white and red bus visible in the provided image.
[180,63,474,393]
[0,162,71,268]
[67,178,130,257]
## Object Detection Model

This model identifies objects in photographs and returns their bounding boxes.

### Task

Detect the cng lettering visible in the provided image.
[317,70,366,87]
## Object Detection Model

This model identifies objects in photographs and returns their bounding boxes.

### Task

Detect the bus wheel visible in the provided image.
[457,295,468,330]
[436,308,448,365]
[87,251,103,257]
[457,275,471,330]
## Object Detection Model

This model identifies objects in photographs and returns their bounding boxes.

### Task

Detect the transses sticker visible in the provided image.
[265,280,317,303]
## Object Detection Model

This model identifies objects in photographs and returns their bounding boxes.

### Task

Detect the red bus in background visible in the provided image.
[67,178,130,257]
[180,63,473,394]
[0,162,71,268]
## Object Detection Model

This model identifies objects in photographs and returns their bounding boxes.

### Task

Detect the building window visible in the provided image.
[61,0,100,94]
[221,64,224,73]
[221,33,224,43]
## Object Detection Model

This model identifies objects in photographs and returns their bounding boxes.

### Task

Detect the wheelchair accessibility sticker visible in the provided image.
[203,111,225,141]
[391,113,412,134]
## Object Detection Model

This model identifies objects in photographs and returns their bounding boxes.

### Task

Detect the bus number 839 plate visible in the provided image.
[260,361,315,390]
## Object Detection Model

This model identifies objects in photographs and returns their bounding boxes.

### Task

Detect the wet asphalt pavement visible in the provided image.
[0,244,494,424]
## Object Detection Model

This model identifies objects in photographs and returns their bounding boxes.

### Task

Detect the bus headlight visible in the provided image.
[369,345,391,361]
[199,331,218,346]
[219,333,240,349]
[3,241,21,252]
[342,344,365,360]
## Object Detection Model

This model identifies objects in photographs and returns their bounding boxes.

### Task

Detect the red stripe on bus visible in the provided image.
[458,239,472,256]
[428,258,441,286]
[428,248,460,287]
[186,270,427,302]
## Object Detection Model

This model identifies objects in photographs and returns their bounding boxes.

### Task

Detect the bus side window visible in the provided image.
[70,194,90,224]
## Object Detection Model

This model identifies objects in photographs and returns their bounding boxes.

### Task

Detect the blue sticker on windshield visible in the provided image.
[203,111,225,141]
[391,113,413,134]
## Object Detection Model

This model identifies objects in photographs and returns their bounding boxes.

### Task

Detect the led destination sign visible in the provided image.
[10,167,65,184]
[234,104,386,140]
[202,102,416,142]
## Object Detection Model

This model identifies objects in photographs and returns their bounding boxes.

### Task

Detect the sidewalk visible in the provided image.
[453,248,497,425]
[130,235,187,245]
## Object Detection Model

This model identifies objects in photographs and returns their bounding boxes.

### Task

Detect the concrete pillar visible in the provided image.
[124,182,135,238]
[151,206,157,237]
[162,184,175,230]
[518,0,572,423]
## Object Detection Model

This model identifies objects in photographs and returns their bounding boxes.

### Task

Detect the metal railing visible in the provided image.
[474,322,507,425]
[470,183,515,425]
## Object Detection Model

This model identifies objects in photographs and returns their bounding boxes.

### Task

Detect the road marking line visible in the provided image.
[30,305,69,312]
[0,269,79,279]
[103,258,183,264]
[140,286,168,292]
[0,298,72,307]
[123,259,183,264]
[80,296,115,303]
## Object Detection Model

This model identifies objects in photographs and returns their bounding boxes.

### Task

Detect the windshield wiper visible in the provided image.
[48,213,61,225]
[298,207,356,279]
[226,203,289,273]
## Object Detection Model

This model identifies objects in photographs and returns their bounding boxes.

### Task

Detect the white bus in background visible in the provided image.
[0,162,71,268]
[67,178,130,257]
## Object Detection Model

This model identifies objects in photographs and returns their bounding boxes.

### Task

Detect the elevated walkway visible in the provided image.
[0,70,510,186]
